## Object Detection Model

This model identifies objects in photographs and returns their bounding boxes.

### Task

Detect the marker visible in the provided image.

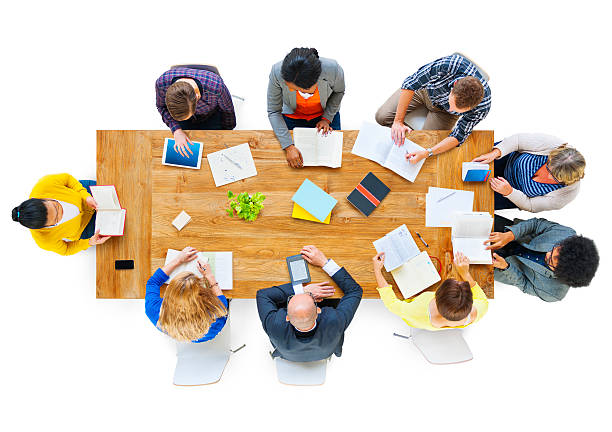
[415,232,429,248]
[437,191,456,203]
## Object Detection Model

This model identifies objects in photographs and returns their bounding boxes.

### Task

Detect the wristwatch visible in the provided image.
[426,148,434,158]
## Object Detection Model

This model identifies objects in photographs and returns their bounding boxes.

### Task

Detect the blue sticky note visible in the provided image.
[162,138,203,169]
[292,179,338,222]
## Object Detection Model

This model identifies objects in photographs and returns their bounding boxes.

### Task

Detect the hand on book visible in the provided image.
[88,229,111,246]
[176,246,198,264]
[304,282,335,300]
[472,148,501,164]
[391,121,412,146]
[300,245,328,267]
[315,119,332,135]
[85,196,98,210]
[173,129,194,158]
[489,177,513,196]
[372,252,385,273]
[285,145,303,168]
[196,260,217,287]
[485,231,514,250]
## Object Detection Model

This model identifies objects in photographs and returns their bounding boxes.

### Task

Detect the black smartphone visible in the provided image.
[115,260,134,270]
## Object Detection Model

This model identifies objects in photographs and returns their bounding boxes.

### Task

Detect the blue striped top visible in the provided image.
[504,152,564,198]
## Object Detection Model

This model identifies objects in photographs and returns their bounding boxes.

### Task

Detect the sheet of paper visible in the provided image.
[452,212,493,239]
[452,237,492,264]
[382,138,426,182]
[373,224,420,272]
[213,252,233,290]
[162,138,203,170]
[391,251,441,299]
[291,179,338,222]
[351,121,392,165]
[90,185,120,210]
[95,209,125,236]
[207,143,257,187]
[425,187,474,227]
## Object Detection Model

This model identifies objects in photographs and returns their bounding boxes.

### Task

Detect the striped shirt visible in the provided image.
[504,152,565,198]
[401,54,491,145]
[155,68,236,132]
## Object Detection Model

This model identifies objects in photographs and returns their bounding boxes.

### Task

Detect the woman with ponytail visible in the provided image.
[267,47,345,168]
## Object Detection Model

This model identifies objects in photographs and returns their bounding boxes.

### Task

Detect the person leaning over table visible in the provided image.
[375,53,490,164]
[155,66,236,158]
[487,215,599,302]
[373,251,488,330]
[256,245,362,362]
[267,47,345,168]
[145,247,228,342]
[11,173,111,256]
[472,133,585,212]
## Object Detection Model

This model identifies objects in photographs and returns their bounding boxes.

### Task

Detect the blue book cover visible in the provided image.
[162,138,203,169]
[291,179,338,222]
[464,169,491,182]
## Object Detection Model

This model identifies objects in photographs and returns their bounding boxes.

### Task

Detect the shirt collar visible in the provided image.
[171,76,204,99]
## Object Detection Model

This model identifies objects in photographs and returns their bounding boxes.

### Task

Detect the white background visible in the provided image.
[1,1,610,430]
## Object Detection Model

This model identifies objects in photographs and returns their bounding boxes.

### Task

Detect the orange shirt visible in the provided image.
[286,86,324,121]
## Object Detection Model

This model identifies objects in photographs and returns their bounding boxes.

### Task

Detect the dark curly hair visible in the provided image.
[281,47,321,89]
[554,235,599,287]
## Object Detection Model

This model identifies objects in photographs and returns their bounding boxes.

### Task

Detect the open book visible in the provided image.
[293,128,343,168]
[373,224,420,272]
[352,121,426,182]
[391,251,441,299]
[163,249,233,290]
[451,212,493,264]
[90,185,126,236]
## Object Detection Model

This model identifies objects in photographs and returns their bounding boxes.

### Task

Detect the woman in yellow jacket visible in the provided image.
[373,251,488,330]
[11,173,111,255]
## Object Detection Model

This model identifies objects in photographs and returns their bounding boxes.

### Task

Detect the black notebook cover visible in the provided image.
[347,172,390,216]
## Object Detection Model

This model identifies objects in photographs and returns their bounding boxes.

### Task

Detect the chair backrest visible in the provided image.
[171,64,221,77]
[410,327,473,364]
[452,52,490,82]
[275,357,327,386]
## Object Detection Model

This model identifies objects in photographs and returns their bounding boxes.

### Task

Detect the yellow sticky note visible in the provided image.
[292,203,331,224]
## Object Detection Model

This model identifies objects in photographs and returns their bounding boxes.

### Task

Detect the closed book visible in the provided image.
[292,203,331,224]
[347,172,390,216]
[462,162,491,182]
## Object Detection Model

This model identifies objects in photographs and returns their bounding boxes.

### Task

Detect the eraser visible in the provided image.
[172,211,191,231]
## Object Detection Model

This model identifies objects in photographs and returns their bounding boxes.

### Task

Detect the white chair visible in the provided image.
[404,105,429,131]
[274,357,328,386]
[408,327,473,365]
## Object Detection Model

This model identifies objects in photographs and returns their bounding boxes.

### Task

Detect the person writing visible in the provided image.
[373,251,488,330]
[472,133,585,212]
[267,48,345,168]
[145,247,228,342]
[12,173,111,255]
[375,53,490,164]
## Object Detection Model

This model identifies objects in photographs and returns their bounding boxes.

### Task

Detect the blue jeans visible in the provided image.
[79,180,97,239]
[282,112,341,130]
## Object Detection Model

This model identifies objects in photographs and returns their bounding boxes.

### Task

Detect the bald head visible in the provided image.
[287,294,318,330]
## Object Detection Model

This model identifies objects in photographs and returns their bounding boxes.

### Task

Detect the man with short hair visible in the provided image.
[488,216,599,302]
[256,245,363,362]
[155,67,236,157]
[375,53,491,164]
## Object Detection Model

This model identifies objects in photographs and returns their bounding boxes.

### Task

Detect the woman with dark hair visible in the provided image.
[12,173,111,255]
[267,47,345,168]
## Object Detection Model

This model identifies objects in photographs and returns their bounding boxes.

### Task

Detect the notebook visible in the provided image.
[451,212,494,264]
[292,203,331,224]
[89,185,126,236]
[293,128,343,168]
[391,251,441,299]
[347,172,390,216]
[163,249,233,290]
[373,224,421,272]
[425,187,474,227]
[207,143,257,187]
[162,138,204,169]
[291,179,338,222]
[172,211,191,231]
[351,121,426,182]
[462,162,491,182]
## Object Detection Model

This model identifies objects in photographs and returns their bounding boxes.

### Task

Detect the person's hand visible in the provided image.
[173,129,194,158]
[453,251,470,280]
[372,252,385,273]
[489,177,513,196]
[301,245,328,267]
[88,229,112,246]
[492,253,509,270]
[196,259,216,285]
[391,121,412,146]
[472,148,501,163]
[304,281,335,301]
[285,145,303,168]
[406,150,427,164]
[85,196,98,210]
[177,246,198,264]
[315,119,332,135]
[485,231,515,250]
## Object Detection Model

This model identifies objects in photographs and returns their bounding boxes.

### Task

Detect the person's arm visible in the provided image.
[321,62,345,124]
[155,74,181,133]
[469,283,489,323]
[49,173,91,202]
[267,67,293,150]
[331,267,363,330]
[214,78,236,130]
[145,268,169,326]
[506,218,576,243]
[495,133,566,158]
[196,295,229,341]
[504,186,578,213]
[256,283,295,333]
[494,258,562,302]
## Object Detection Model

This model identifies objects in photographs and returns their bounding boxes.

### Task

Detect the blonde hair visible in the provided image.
[158,271,227,342]
[548,145,585,185]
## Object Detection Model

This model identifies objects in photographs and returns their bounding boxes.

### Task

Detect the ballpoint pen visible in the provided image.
[415,232,429,247]
[437,191,456,203]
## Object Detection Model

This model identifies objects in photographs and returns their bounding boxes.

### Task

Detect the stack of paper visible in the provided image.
[373,224,420,272]
[90,185,126,236]
[207,143,257,187]
[425,187,474,227]
[351,121,426,182]
[293,128,343,168]
[391,251,441,299]
[163,249,233,290]
[451,212,493,264]
[291,179,337,223]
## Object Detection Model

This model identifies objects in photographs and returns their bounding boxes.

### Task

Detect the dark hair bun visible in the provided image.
[281,47,323,89]
[309,48,319,58]
[12,207,20,222]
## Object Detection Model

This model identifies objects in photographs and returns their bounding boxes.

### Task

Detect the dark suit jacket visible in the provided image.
[256,268,363,362]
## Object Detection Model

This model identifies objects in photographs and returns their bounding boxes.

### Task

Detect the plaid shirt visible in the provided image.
[155,68,236,132]
[401,54,491,145]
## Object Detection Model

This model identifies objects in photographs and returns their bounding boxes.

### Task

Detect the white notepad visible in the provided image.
[172,211,191,231]
[391,251,441,299]
[163,249,233,290]
[207,143,257,187]
[90,185,126,236]
[352,121,426,182]
[451,212,493,264]
[373,224,420,272]
[293,128,343,168]
[425,187,474,227]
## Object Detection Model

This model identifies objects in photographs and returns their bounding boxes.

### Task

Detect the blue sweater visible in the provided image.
[145,268,228,343]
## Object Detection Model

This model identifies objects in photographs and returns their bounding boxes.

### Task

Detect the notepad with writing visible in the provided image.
[90,185,126,236]
[347,172,390,216]
[163,249,233,290]
[391,251,441,299]
[291,179,337,222]
[451,212,493,264]
[462,162,491,182]
[373,224,421,272]
[292,203,331,224]
[293,128,343,168]
[162,138,204,169]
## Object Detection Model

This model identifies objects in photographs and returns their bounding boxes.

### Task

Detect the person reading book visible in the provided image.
[267,48,345,168]
[12,173,111,256]
[373,251,488,330]
[145,246,228,342]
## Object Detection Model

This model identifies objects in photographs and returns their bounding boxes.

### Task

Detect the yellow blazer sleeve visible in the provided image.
[59,173,92,202]
[471,283,489,324]
[377,285,418,319]
[31,232,90,256]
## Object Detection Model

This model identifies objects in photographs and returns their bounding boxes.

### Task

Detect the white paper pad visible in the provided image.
[425,187,474,227]
[207,143,257,187]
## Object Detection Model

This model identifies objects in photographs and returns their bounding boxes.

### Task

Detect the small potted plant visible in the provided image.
[225,191,266,222]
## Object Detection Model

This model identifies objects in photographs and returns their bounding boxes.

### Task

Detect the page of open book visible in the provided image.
[373,225,420,272]
[382,138,426,182]
[351,121,393,165]
[91,185,120,210]
[452,237,492,264]
[391,251,441,299]
[163,250,233,289]
[452,212,493,238]
[95,209,126,236]
[293,128,319,166]
[315,131,343,168]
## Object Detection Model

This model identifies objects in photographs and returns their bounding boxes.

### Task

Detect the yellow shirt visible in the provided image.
[377,284,489,331]
[29,173,94,256]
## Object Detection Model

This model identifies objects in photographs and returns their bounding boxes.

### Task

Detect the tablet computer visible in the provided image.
[286,254,311,285]
[162,138,203,169]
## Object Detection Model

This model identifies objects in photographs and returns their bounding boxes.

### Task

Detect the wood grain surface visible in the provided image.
[97,130,494,299]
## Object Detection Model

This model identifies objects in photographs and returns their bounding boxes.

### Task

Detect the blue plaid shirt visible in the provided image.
[401,54,491,145]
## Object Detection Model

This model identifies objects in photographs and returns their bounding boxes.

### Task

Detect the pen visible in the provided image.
[415,232,429,248]
[437,191,456,203]
[223,152,243,169]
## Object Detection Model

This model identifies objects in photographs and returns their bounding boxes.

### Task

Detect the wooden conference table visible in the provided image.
[96,130,494,299]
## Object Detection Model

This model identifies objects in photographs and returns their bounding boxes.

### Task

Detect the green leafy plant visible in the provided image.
[226,191,266,222]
